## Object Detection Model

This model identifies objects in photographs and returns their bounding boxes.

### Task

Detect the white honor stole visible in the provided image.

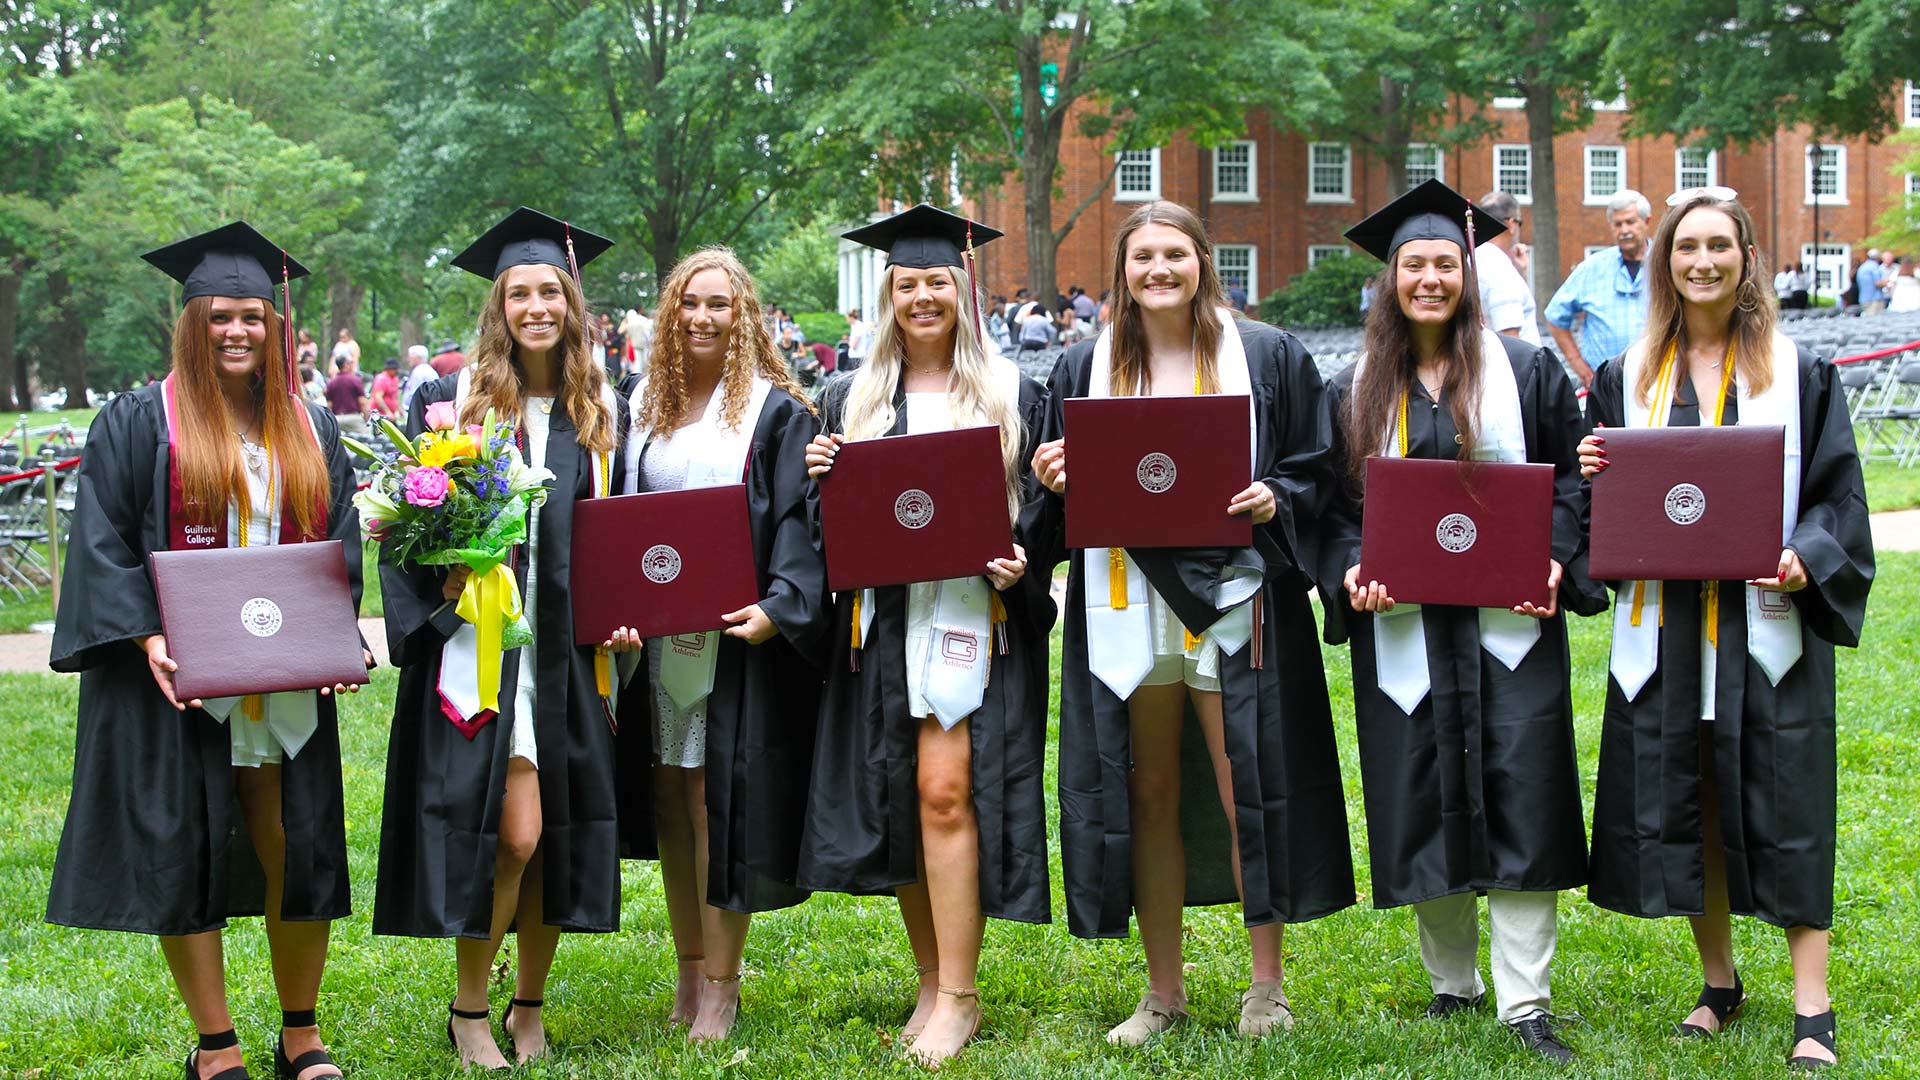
[1080,308,1262,700]
[625,374,772,711]
[1608,330,1802,712]
[1354,329,1541,715]
[439,369,618,724]
[867,357,1023,730]
[192,392,325,765]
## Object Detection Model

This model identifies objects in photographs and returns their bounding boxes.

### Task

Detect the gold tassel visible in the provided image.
[594,647,612,697]
[989,590,1009,655]
[1703,582,1719,649]
[1629,580,1647,627]
[1183,627,1201,652]
[240,694,264,723]
[850,591,862,650]
[1107,548,1129,609]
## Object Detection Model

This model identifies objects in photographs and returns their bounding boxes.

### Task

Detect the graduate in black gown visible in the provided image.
[49,223,365,1080]
[1026,200,1354,1045]
[1318,181,1603,1063]
[607,247,828,1042]
[373,209,626,1068]
[797,205,1052,1068]
[1578,191,1873,1069]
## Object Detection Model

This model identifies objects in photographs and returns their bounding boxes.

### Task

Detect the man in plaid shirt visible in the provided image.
[1545,189,1652,388]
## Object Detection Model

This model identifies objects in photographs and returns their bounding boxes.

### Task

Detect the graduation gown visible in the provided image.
[1030,318,1357,938]
[1318,337,1604,908]
[47,385,361,934]
[1585,348,1873,930]
[373,373,628,937]
[614,380,830,914]
[794,368,1055,925]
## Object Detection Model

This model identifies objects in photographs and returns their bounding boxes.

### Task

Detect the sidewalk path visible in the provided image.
[0,514,1914,676]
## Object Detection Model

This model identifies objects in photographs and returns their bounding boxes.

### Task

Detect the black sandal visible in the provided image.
[1788,1010,1837,1071]
[185,1028,252,1080]
[500,997,543,1059]
[273,1009,340,1079]
[445,1001,489,1054]
[1675,973,1745,1038]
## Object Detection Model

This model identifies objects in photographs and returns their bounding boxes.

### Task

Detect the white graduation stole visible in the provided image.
[1608,330,1802,708]
[170,379,327,764]
[860,357,1021,729]
[1351,329,1540,715]
[627,374,771,711]
[439,370,618,723]
[1079,308,1261,700]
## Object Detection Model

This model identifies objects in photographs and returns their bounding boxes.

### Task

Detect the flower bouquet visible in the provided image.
[342,400,553,712]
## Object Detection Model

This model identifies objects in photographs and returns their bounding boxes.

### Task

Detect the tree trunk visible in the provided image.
[398,313,425,355]
[327,277,366,344]
[0,258,23,412]
[1378,77,1411,195]
[1523,59,1562,303]
[1017,35,1058,302]
[46,271,89,406]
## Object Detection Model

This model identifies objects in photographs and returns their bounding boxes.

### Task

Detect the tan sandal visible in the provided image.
[668,953,705,1026]
[1106,990,1188,1046]
[907,986,982,1068]
[900,962,941,1045]
[1238,979,1294,1037]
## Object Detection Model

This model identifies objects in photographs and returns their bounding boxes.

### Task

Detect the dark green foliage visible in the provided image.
[1260,253,1377,330]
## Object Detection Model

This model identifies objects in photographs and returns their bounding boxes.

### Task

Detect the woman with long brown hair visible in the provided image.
[1578,190,1873,1069]
[608,247,828,1042]
[1027,199,1354,1044]
[373,208,626,1069]
[1318,180,1601,1063]
[797,205,1051,1068]
[49,222,366,1080]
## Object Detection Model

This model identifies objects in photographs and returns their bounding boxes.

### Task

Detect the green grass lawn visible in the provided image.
[0,555,1914,1078]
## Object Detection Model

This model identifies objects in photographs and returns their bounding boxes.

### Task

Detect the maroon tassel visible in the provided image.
[280,251,297,397]
[849,646,860,673]
[1251,586,1265,670]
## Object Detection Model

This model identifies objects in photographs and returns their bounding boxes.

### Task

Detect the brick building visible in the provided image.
[838,82,1920,318]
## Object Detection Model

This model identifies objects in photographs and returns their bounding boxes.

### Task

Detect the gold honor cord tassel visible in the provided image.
[1700,343,1737,650]
[1107,548,1129,609]
[1183,626,1202,652]
[989,589,1009,655]
[1397,390,1410,459]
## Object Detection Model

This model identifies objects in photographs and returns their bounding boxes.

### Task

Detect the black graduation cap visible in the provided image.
[140,221,309,302]
[841,203,1003,269]
[1344,178,1507,263]
[451,206,614,281]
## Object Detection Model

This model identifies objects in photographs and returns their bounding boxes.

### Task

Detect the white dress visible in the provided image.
[509,400,551,767]
[638,428,708,769]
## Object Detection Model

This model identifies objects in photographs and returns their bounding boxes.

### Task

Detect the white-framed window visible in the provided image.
[1801,243,1852,295]
[1907,172,1920,196]
[1584,145,1626,204]
[1406,143,1443,189]
[1805,145,1847,206]
[1906,81,1920,127]
[1214,244,1256,300]
[1675,147,1718,191]
[1494,144,1532,205]
[1115,148,1161,201]
[1212,141,1257,201]
[1492,94,1525,110]
[1307,142,1352,203]
[1307,244,1349,269]
[1590,94,1628,111]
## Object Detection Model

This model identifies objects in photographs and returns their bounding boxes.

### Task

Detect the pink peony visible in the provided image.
[467,424,486,443]
[403,465,451,507]
[423,400,459,431]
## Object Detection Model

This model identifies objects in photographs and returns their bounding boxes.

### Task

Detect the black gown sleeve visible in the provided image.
[1018,346,1088,577]
[756,395,831,668]
[49,395,162,672]
[308,403,371,658]
[1315,366,1365,646]
[1007,373,1059,633]
[1251,326,1334,581]
[378,373,464,667]
[1513,340,1606,617]
[1785,348,1874,647]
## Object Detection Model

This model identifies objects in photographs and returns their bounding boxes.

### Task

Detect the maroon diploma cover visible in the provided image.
[1587,425,1785,581]
[820,425,1015,591]
[570,485,761,643]
[148,540,368,700]
[1359,457,1555,608]
[1061,395,1253,549]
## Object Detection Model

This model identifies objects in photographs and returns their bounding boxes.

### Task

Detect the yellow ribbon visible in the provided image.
[455,562,523,712]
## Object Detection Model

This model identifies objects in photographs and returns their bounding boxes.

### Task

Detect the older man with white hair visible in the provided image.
[1544,189,1652,388]
[400,343,437,414]
[1475,190,1540,345]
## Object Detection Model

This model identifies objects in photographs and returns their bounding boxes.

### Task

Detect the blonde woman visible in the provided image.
[797,205,1051,1068]
[607,247,827,1042]
[1027,200,1354,1044]
[1579,191,1872,1069]
[374,208,625,1069]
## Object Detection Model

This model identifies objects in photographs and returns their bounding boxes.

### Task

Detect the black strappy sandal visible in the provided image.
[185,1028,252,1080]
[1788,1010,1837,1071]
[1676,973,1745,1038]
[273,1009,340,1079]
[501,997,544,1060]
[445,1002,490,1057]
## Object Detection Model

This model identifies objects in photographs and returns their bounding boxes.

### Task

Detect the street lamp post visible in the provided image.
[1808,141,1822,308]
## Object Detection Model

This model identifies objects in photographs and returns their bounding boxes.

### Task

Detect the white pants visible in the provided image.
[1414,889,1557,1023]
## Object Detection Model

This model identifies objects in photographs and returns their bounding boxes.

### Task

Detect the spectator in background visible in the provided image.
[1054,304,1089,346]
[777,324,810,369]
[329,326,359,376]
[1544,188,1651,387]
[622,303,653,375]
[846,307,871,369]
[1888,256,1920,314]
[295,327,319,372]
[605,314,626,381]
[1227,280,1249,312]
[1856,249,1889,316]
[591,312,611,377]
[370,356,403,420]
[1070,284,1096,324]
[1774,262,1797,307]
[298,356,328,405]
[1476,190,1541,344]
[987,296,1012,351]
[1097,289,1111,328]
[325,353,368,435]
[401,344,436,413]
[1018,300,1052,352]
[429,337,466,376]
